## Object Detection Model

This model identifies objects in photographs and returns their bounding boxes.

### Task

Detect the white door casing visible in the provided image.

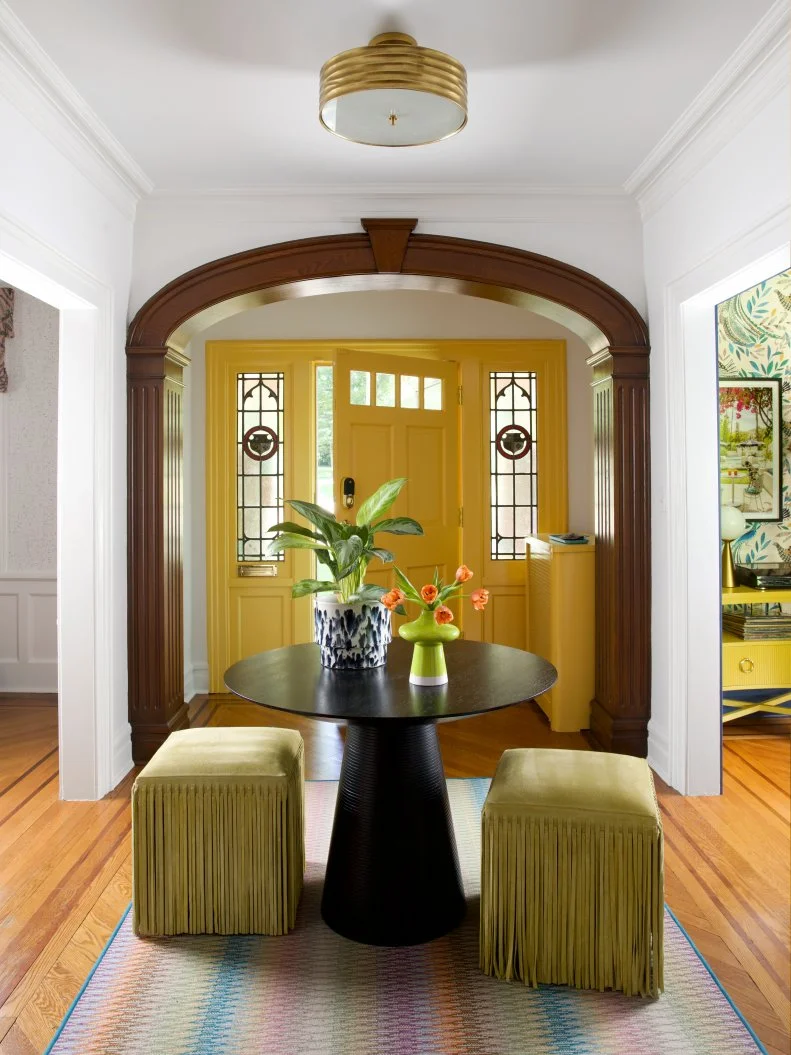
[0,209,129,799]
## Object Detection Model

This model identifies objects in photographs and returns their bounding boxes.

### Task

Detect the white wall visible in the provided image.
[643,76,790,792]
[3,288,59,571]
[0,46,139,795]
[183,291,594,695]
[131,191,646,320]
[0,287,59,690]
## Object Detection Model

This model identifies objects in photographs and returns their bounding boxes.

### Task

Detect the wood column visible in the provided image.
[127,347,190,762]
[588,347,651,756]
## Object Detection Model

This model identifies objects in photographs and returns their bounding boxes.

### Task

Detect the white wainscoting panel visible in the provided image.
[0,573,57,690]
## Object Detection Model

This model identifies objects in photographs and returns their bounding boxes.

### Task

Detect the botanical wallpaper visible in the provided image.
[718,267,791,565]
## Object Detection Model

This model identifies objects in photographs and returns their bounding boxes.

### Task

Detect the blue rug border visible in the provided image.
[665,905,768,1054]
[42,781,768,1055]
[43,904,131,1055]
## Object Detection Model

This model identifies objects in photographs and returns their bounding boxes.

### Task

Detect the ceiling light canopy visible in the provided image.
[319,33,467,147]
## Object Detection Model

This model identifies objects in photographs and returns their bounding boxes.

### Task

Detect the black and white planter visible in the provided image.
[314,595,392,670]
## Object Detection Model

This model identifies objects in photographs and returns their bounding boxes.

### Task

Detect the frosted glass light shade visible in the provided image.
[319,34,467,147]
[721,504,746,541]
[321,89,466,147]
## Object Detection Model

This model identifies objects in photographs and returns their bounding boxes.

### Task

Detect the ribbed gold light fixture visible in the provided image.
[319,33,467,147]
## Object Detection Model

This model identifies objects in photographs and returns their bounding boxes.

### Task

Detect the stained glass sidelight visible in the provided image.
[237,372,285,561]
[490,371,538,559]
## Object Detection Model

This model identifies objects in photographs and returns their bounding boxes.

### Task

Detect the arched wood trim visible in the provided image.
[127,221,650,762]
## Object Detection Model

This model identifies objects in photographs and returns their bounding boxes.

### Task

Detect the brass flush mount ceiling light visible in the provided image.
[319,33,467,147]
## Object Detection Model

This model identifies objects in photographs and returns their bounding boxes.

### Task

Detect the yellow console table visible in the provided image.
[721,585,791,723]
[525,534,595,732]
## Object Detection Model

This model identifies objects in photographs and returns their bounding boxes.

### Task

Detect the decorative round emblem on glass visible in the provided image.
[495,424,532,460]
[242,425,279,462]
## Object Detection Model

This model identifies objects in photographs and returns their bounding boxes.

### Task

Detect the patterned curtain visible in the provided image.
[0,287,13,393]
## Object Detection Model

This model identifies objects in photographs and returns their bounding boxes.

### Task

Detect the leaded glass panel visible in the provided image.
[490,371,538,559]
[237,372,284,561]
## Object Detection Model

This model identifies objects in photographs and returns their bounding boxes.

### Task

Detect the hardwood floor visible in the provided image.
[0,695,788,1055]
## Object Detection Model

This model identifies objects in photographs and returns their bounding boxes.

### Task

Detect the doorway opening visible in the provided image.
[128,223,651,766]
[716,266,791,747]
[201,332,570,691]
[0,285,59,788]
[666,238,790,795]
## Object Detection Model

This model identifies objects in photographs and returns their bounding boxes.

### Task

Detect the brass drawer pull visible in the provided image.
[738,658,754,674]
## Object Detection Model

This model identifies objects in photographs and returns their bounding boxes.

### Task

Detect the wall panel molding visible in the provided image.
[0,573,56,690]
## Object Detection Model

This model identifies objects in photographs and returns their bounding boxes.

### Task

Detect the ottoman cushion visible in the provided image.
[481,748,663,997]
[133,727,304,937]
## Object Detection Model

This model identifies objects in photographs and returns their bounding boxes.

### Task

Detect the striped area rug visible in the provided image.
[48,780,765,1055]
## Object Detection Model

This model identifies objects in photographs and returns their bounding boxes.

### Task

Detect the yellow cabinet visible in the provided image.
[525,534,595,732]
[720,585,791,722]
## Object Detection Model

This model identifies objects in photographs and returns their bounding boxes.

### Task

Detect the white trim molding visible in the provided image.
[625,0,790,219]
[140,186,639,227]
[149,183,629,201]
[0,572,57,691]
[0,206,130,799]
[184,663,209,703]
[0,0,153,218]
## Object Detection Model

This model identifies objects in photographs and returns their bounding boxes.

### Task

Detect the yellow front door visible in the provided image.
[334,350,461,628]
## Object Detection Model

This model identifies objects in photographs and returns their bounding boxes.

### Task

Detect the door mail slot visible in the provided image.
[238,564,278,577]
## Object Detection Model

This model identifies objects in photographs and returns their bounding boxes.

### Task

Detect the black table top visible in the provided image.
[224,640,557,724]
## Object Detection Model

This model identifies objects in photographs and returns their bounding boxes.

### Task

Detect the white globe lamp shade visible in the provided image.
[721,504,746,542]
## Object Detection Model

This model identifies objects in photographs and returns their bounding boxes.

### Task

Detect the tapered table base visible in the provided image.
[320,721,466,946]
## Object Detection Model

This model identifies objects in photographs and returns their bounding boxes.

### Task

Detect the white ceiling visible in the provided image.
[7,0,776,191]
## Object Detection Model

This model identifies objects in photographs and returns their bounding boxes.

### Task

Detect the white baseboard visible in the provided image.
[185,662,209,701]
[647,720,671,786]
[0,574,57,691]
[183,664,195,704]
[112,722,133,788]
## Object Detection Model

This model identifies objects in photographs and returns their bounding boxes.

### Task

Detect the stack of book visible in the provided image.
[722,612,791,640]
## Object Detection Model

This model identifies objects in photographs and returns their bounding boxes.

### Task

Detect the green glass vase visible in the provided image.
[398,608,460,685]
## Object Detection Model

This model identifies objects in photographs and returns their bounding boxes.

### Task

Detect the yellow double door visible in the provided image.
[206,341,568,692]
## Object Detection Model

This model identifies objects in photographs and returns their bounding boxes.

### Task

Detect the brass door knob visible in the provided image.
[738,657,754,674]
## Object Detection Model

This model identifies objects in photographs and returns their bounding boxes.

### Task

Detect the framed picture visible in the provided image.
[719,377,782,521]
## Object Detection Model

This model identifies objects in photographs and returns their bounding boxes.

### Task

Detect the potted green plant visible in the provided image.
[268,478,423,669]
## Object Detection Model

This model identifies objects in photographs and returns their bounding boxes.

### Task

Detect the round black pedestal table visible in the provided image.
[224,640,557,947]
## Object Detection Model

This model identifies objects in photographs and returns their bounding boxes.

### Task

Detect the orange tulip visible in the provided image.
[420,584,439,604]
[381,591,399,611]
[434,605,454,625]
[391,588,406,604]
[455,564,473,583]
[470,588,490,611]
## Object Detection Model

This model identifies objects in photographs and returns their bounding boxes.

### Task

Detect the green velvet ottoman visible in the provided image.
[132,727,304,937]
[480,748,664,997]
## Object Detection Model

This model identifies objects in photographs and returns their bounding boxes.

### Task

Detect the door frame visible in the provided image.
[126,219,650,763]
[1,211,128,800]
[203,338,568,678]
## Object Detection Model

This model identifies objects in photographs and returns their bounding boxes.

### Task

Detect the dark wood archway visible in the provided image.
[127,220,650,762]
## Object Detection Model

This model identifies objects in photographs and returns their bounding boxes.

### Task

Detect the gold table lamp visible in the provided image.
[721,504,747,588]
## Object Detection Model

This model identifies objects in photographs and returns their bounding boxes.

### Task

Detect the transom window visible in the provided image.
[349,368,443,410]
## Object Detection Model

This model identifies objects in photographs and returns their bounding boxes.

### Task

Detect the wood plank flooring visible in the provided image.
[0,695,788,1054]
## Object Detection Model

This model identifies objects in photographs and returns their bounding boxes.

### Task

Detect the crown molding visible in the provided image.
[147,182,630,201]
[140,184,639,226]
[625,0,790,220]
[0,1,153,218]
